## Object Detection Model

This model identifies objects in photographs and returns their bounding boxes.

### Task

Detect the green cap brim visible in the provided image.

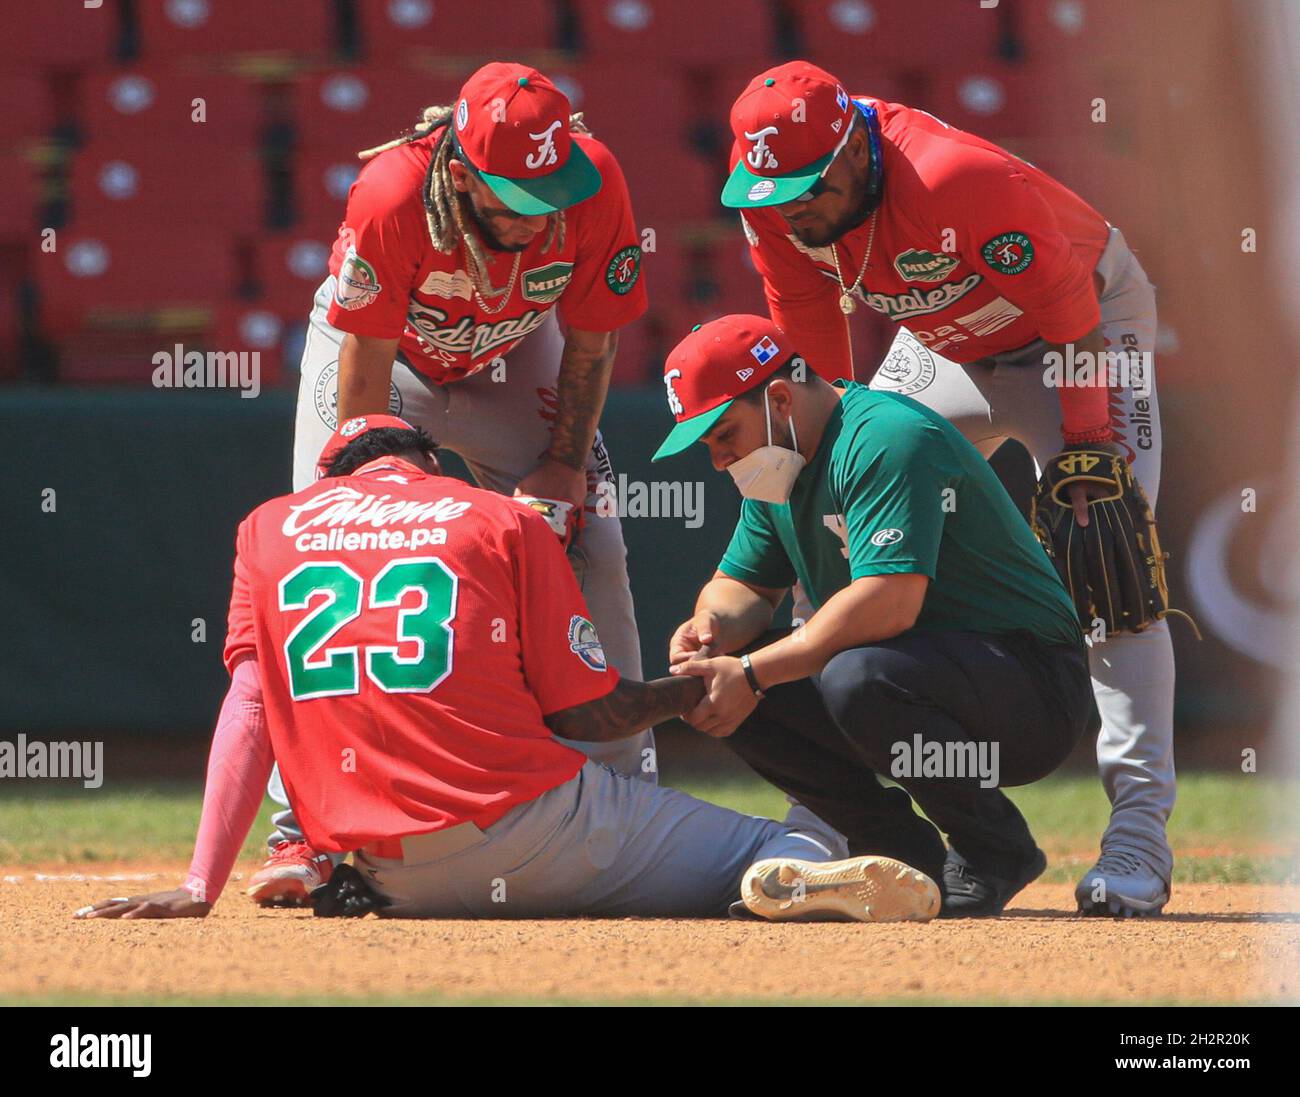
[479,139,602,215]
[651,400,733,462]
[720,149,834,209]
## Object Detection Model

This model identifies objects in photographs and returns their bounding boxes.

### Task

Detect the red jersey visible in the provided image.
[325,131,647,384]
[737,98,1112,376]
[222,457,616,852]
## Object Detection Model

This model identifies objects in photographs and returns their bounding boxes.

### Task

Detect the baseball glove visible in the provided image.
[1030,449,1199,637]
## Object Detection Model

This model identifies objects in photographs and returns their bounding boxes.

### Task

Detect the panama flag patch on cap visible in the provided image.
[836,84,849,111]
[750,336,780,364]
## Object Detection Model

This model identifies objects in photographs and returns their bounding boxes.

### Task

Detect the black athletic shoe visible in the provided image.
[939,846,1047,918]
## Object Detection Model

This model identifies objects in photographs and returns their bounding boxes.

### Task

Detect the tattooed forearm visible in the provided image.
[545,674,706,742]
[546,328,617,470]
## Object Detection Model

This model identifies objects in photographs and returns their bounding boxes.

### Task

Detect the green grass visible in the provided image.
[1,773,1296,883]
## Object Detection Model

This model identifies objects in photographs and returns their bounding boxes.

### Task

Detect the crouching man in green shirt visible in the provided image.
[656,315,1099,917]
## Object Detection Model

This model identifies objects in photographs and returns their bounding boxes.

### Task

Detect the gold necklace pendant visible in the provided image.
[831,210,877,319]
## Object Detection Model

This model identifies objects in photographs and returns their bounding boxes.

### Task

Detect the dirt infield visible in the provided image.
[2,863,1297,1004]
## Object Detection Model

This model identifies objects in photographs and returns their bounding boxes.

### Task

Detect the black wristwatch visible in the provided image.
[739,654,765,699]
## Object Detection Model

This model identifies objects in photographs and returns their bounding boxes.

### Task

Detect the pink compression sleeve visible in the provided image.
[184,657,275,905]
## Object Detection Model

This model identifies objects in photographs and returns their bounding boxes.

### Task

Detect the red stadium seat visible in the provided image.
[66,139,263,233]
[919,65,1066,145]
[292,68,460,155]
[3,74,56,142]
[0,155,41,242]
[211,302,299,388]
[291,149,361,238]
[573,0,774,64]
[77,66,266,146]
[792,0,1001,73]
[357,0,555,59]
[34,226,237,325]
[135,0,333,59]
[248,235,336,317]
[0,3,115,69]
[546,62,720,224]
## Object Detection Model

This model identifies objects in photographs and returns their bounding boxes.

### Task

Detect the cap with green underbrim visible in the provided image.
[720,147,835,209]
[478,137,603,215]
[651,400,734,462]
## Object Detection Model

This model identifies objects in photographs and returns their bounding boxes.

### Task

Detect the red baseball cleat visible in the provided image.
[246,840,333,907]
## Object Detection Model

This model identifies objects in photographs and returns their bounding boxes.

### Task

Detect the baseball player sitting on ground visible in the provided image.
[254,62,658,903]
[656,316,1100,918]
[720,62,1180,917]
[75,417,939,923]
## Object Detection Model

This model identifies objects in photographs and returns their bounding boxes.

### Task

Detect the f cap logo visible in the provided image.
[526,119,563,169]
[745,125,780,169]
[663,368,684,415]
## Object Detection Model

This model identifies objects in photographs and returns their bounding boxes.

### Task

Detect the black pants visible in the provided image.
[727,630,1099,885]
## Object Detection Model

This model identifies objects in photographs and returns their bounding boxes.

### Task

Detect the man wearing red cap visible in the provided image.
[721,61,1178,917]
[657,316,1099,917]
[263,63,654,901]
[76,416,941,926]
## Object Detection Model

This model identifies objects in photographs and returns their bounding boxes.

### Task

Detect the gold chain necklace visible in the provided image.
[451,194,523,315]
[831,209,878,315]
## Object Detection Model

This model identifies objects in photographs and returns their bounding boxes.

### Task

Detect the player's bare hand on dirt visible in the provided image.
[1059,441,1124,526]
[75,888,211,920]
[671,655,757,737]
[669,610,722,665]
[516,457,588,509]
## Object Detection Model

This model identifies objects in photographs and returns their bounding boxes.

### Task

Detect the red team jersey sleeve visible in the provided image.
[927,149,1109,437]
[555,136,648,332]
[222,518,258,674]
[324,148,425,339]
[513,507,619,715]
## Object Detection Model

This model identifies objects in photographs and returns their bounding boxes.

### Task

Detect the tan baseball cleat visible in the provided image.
[741,855,941,923]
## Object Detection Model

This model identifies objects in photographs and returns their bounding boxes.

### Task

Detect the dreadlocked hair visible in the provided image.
[358,105,593,289]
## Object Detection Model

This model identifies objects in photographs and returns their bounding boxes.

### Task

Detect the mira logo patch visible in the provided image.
[567,615,608,672]
[981,232,1034,275]
[521,261,574,304]
[893,248,960,283]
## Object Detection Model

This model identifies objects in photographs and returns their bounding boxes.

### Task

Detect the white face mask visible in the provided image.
[727,386,806,504]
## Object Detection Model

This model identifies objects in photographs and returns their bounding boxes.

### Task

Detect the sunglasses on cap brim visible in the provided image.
[793,112,857,203]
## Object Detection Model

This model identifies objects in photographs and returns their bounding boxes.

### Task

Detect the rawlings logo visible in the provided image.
[745,125,780,169]
[525,120,563,169]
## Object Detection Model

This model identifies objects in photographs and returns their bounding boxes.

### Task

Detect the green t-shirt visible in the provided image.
[719,383,1080,646]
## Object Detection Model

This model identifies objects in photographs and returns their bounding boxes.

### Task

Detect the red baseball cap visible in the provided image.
[451,62,602,215]
[316,414,419,478]
[721,61,855,209]
[652,315,802,461]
